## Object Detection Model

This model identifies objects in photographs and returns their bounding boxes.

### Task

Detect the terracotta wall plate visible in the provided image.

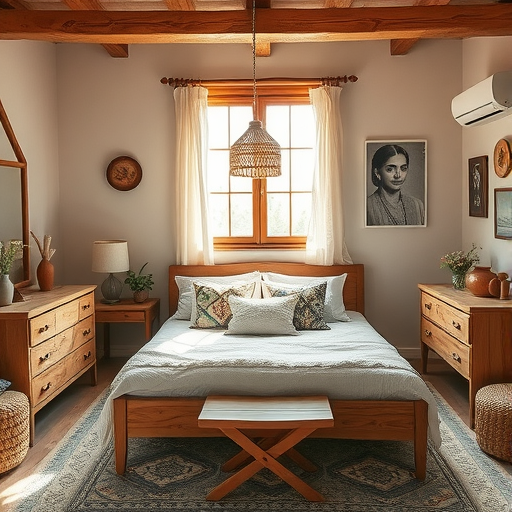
[106,156,143,191]
[494,139,512,178]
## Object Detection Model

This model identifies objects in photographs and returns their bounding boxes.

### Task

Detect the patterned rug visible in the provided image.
[8,386,512,512]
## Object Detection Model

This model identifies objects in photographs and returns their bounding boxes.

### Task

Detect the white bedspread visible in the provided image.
[100,312,441,447]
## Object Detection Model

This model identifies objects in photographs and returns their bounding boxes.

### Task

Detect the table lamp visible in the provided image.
[92,240,129,303]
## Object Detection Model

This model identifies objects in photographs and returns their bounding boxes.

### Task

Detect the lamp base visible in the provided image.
[101,273,123,303]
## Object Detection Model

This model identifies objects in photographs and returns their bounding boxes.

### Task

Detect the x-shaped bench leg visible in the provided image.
[206,427,324,502]
[222,436,318,473]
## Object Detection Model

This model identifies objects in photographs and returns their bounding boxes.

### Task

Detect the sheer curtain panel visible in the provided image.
[173,85,214,265]
[306,86,352,265]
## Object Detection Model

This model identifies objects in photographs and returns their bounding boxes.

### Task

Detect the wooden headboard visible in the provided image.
[168,262,364,317]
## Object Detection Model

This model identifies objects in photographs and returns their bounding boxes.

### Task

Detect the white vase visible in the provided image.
[0,274,14,306]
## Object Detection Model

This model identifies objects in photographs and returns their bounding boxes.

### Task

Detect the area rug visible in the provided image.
[7,386,512,512]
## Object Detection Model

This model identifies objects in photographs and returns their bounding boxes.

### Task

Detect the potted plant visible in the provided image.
[0,240,23,306]
[125,262,154,303]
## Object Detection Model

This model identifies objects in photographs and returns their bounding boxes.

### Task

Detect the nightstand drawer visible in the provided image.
[420,292,469,343]
[31,338,96,407]
[421,317,470,379]
[30,316,95,377]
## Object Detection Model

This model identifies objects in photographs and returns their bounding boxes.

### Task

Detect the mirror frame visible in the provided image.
[0,99,30,288]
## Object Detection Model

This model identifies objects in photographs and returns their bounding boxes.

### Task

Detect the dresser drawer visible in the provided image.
[79,293,94,320]
[31,338,96,407]
[30,300,81,346]
[30,316,95,377]
[420,292,469,343]
[421,317,470,379]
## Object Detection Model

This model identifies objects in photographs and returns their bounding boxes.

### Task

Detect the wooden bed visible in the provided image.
[113,262,428,480]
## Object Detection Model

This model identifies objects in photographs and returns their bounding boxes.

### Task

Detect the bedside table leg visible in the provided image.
[104,323,110,359]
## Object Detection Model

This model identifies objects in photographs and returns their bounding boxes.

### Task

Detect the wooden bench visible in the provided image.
[197,395,334,502]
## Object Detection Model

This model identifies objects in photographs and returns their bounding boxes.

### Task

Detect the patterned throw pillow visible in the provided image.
[192,282,256,329]
[0,379,11,395]
[226,295,300,336]
[263,281,330,330]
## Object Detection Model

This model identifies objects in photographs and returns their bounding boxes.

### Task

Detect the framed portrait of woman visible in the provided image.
[365,140,427,228]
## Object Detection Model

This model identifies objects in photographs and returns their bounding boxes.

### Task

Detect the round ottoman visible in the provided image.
[475,383,512,462]
[0,391,30,473]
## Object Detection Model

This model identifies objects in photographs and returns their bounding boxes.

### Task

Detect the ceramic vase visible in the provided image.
[133,290,149,303]
[37,258,54,292]
[0,274,14,306]
[451,272,467,291]
[465,266,496,297]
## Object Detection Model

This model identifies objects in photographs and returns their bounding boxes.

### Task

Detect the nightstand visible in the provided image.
[95,298,160,358]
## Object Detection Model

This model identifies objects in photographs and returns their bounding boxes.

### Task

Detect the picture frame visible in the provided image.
[494,188,512,240]
[468,155,488,218]
[365,140,427,227]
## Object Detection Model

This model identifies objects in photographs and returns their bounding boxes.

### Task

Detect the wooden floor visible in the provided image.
[0,356,507,498]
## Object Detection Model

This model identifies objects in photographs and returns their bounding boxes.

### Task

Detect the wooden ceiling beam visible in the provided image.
[390,0,451,56]
[0,5,511,44]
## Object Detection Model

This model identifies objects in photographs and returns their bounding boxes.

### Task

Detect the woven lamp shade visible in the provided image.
[230,120,281,178]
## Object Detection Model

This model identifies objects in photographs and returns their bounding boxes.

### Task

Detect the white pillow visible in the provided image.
[172,271,261,320]
[261,272,350,322]
[226,295,300,336]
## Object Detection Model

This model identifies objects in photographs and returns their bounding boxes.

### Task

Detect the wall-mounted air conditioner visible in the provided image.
[451,71,512,126]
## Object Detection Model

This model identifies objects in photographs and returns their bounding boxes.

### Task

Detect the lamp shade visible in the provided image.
[229,120,282,178]
[92,240,129,273]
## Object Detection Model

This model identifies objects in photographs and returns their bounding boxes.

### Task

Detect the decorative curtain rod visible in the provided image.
[160,76,358,88]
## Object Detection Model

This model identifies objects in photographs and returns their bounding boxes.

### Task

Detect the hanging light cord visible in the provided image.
[251,0,257,121]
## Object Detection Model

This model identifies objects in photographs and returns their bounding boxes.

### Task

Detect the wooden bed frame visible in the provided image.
[113,262,428,480]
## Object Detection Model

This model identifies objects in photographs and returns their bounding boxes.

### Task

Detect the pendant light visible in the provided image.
[229,0,281,178]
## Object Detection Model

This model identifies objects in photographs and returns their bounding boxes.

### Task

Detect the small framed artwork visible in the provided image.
[365,140,427,227]
[494,187,512,240]
[468,155,488,217]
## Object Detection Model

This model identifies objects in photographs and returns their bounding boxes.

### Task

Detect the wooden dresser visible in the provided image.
[0,285,97,444]
[418,283,512,427]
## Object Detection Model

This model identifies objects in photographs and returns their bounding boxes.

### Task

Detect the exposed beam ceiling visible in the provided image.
[0,3,511,57]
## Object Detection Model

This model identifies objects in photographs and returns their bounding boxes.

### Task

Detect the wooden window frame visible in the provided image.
[207,83,312,250]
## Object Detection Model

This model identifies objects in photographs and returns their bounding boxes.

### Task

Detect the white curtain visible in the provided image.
[173,85,214,265]
[306,86,352,265]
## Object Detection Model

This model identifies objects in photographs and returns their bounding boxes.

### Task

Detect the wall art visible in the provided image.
[495,187,512,240]
[468,155,488,218]
[365,140,427,227]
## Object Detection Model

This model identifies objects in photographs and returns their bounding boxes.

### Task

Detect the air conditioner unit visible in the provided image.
[451,71,512,126]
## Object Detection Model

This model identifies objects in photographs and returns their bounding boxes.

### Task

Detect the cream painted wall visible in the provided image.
[460,37,512,277]
[0,41,60,282]
[53,40,463,357]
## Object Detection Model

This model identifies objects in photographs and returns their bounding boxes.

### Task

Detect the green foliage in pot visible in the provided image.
[125,262,154,292]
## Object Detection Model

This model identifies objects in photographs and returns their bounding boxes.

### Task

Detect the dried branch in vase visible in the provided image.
[30,231,56,261]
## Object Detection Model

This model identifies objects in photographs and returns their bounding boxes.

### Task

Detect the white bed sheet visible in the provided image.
[100,311,441,447]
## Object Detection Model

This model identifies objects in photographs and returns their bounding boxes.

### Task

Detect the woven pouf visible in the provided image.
[475,383,512,462]
[0,391,30,473]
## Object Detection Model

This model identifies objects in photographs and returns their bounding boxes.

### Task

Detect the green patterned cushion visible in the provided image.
[192,282,256,329]
[263,281,330,330]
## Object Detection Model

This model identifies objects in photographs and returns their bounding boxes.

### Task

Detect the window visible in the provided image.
[207,84,314,249]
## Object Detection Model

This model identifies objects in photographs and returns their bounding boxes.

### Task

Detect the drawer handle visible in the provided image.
[82,328,91,336]
[424,329,432,337]
[82,304,91,310]
[39,353,51,362]
[452,320,461,330]
[424,302,432,310]
[41,382,52,392]
[84,351,92,360]
[38,324,50,333]
[452,352,461,363]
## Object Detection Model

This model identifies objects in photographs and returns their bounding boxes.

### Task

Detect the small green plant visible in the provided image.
[0,240,23,275]
[125,262,154,292]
